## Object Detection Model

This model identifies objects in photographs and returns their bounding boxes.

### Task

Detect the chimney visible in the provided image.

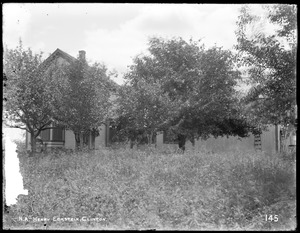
[79,50,86,61]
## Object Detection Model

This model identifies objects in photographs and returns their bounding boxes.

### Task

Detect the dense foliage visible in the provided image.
[3,41,55,153]
[235,4,297,127]
[50,56,112,150]
[115,37,255,150]
[3,42,114,152]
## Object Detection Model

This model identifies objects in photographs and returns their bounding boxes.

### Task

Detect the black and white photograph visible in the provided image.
[3,3,296,230]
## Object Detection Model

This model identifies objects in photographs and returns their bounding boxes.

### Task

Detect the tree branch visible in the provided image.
[39,126,58,131]
[5,124,28,132]
[15,110,26,123]
[39,120,52,130]
[34,120,53,137]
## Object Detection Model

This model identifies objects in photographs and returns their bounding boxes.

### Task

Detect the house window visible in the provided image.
[40,129,50,141]
[163,130,178,144]
[52,125,65,142]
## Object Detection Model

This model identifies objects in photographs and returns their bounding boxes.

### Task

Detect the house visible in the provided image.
[25,49,114,151]
[155,89,297,155]
[26,49,296,154]
[156,124,296,155]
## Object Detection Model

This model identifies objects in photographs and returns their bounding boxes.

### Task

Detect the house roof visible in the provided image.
[38,48,77,72]
[38,48,120,90]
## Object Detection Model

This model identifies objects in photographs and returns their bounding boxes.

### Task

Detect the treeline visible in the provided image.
[3,5,296,153]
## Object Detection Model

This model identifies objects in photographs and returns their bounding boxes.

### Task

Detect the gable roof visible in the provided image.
[38,48,120,90]
[38,48,77,72]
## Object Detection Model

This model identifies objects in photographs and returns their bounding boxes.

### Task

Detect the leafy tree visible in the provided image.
[120,37,253,151]
[3,41,56,154]
[113,77,174,148]
[50,55,112,150]
[235,4,297,127]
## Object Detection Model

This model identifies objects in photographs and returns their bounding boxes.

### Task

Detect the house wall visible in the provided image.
[280,124,297,152]
[156,125,279,154]
[65,130,98,150]
[195,134,255,153]
[60,125,108,150]
[26,124,108,151]
[65,130,76,149]
[261,125,277,155]
[156,132,255,153]
[95,124,106,149]
[26,131,64,151]
[56,57,69,66]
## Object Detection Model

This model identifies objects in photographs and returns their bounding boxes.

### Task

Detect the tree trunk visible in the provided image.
[30,133,37,156]
[147,132,152,145]
[190,136,195,147]
[74,132,80,150]
[79,132,84,150]
[130,139,134,149]
[178,134,186,153]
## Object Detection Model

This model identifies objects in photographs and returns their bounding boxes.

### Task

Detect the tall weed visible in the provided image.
[4,147,296,230]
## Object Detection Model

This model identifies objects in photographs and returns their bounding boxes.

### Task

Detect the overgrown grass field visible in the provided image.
[4,143,296,230]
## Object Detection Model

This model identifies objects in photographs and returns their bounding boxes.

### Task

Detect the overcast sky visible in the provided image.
[3,3,271,85]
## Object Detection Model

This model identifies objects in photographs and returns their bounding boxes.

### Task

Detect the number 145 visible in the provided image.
[265,215,278,222]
